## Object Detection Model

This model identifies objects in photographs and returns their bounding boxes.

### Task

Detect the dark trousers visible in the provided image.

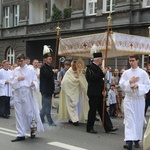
[40,93,53,124]
[0,96,10,116]
[87,95,113,132]
[109,103,117,117]
[145,98,150,115]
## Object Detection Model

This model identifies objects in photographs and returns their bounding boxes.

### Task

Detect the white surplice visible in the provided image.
[0,68,12,97]
[10,64,44,137]
[119,67,150,141]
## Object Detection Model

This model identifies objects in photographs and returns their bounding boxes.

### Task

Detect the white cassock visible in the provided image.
[119,67,150,142]
[33,67,42,109]
[0,68,12,97]
[10,64,44,137]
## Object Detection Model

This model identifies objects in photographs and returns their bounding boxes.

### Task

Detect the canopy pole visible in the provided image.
[54,22,60,69]
[102,12,112,127]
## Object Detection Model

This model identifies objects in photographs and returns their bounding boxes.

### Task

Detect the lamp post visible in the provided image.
[54,22,60,69]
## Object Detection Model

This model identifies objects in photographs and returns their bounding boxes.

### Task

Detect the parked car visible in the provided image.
[54,80,60,97]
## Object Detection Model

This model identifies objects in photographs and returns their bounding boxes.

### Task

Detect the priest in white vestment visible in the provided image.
[10,53,44,142]
[59,60,89,126]
[0,60,12,118]
[119,55,150,150]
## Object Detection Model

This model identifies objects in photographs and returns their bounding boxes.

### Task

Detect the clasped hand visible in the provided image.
[129,76,139,84]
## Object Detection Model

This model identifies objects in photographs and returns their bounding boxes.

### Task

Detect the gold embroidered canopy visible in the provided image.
[58,32,150,58]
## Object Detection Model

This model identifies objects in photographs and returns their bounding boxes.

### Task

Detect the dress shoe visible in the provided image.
[68,119,73,124]
[106,127,118,133]
[1,114,9,119]
[123,144,132,150]
[72,122,79,126]
[87,129,97,134]
[11,136,25,142]
[49,122,57,126]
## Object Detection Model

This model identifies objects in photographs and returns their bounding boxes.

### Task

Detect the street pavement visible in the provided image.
[0,96,149,150]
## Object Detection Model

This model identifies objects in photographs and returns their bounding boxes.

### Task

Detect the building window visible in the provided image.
[13,5,19,26]
[143,0,150,7]
[6,47,15,64]
[4,6,10,28]
[103,0,116,13]
[45,3,48,20]
[86,0,97,16]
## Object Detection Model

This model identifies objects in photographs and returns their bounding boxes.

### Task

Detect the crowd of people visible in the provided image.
[0,46,150,149]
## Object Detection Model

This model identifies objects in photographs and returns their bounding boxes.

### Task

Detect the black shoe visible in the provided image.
[106,127,118,133]
[95,117,100,121]
[72,122,79,126]
[123,144,132,150]
[68,120,73,124]
[87,129,97,134]
[11,136,25,142]
[1,114,9,119]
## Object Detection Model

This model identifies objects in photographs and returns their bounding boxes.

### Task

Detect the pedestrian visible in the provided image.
[86,51,118,134]
[10,53,44,142]
[0,60,12,118]
[119,54,150,150]
[111,68,123,117]
[40,45,56,126]
[58,60,70,85]
[108,84,117,117]
[58,60,89,126]
[145,61,150,116]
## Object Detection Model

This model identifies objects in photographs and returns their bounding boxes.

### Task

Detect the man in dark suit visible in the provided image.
[40,45,56,126]
[86,51,118,134]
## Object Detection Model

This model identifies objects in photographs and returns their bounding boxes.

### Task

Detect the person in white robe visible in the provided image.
[59,60,89,126]
[119,54,150,150]
[32,59,42,109]
[10,53,44,142]
[0,60,12,118]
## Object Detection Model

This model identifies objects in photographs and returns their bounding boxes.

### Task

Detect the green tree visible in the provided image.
[63,6,72,19]
[51,4,63,21]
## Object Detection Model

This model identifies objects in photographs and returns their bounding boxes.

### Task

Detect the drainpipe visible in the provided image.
[82,0,85,29]
[129,0,133,35]
[0,0,2,36]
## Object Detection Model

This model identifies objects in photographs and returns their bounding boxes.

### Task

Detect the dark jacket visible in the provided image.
[40,63,55,95]
[86,63,105,96]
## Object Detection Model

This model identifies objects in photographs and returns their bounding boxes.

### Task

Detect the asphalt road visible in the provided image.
[0,96,149,150]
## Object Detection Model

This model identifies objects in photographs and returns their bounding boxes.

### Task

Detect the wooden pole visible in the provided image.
[54,22,60,69]
[102,12,112,127]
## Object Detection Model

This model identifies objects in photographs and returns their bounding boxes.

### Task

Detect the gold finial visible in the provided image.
[56,22,60,36]
[107,12,112,26]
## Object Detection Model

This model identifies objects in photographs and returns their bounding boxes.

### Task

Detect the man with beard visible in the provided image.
[86,52,118,134]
